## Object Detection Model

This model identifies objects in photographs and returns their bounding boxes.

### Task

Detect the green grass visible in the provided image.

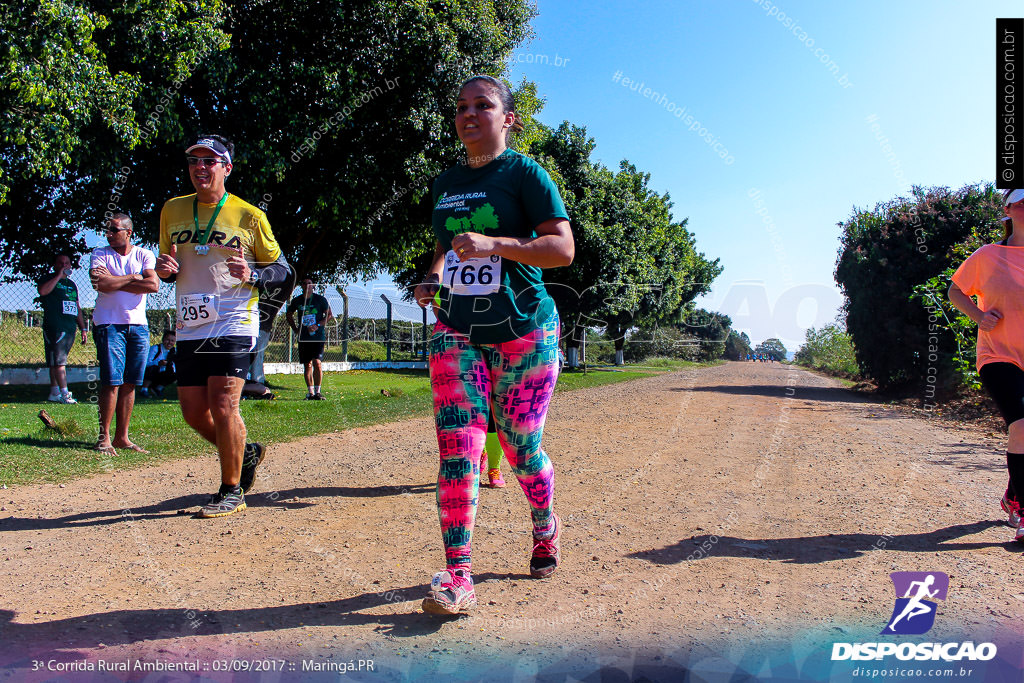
[0,318,99,367]
[0,361,703,487]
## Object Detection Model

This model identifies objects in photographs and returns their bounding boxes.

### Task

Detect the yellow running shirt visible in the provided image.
[159,193,282,342]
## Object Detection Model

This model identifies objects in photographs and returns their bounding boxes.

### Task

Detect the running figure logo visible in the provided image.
[881,572,949,635]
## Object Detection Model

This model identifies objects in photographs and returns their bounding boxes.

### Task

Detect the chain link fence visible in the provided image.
[0,265,433,369]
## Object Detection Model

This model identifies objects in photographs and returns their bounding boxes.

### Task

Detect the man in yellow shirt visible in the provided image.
[155,135,290,518]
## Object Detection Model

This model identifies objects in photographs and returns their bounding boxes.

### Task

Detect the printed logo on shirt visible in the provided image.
[435,191,488,211]
[168,227,244,251]
[57,282,77,300]
[444,203,499,235]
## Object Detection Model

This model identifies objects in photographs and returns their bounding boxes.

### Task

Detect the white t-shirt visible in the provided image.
[90,245,156,325]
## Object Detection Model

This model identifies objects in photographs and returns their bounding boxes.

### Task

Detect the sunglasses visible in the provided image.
[104,227,130,234]
[187,156,228,168]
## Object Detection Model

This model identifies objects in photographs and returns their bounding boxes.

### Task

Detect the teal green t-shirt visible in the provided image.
[431,150,569,344]
[37,277,80,339]
[287,293,330,341]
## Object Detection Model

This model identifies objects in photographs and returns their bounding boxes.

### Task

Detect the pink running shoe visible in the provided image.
[421,568,476,615]
[530,514,561,579]
[486,467,506,488]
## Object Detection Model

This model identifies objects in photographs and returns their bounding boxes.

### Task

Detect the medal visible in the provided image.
[192,192,229,256]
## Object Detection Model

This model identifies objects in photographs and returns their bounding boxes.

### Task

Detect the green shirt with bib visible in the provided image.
[431,150,568,344]
[37,277,80,341]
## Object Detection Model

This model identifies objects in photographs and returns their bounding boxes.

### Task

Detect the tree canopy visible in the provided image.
[1,0,534,280]
[724,330,752,360]
[834,183,1002,391]
[526,123,722,357]
[754,338,787,362]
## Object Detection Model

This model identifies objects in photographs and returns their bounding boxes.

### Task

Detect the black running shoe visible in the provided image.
[198,489,246,518]
[239,442,265,493]
[313,392,326,400]
[530,514,561,578]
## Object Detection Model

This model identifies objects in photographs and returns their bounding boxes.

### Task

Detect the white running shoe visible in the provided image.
[58,391,77,404]
[47,392,62,402]
[1001,494,1021,528]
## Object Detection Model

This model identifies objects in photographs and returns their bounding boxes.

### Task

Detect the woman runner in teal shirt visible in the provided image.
[414,75,574,615]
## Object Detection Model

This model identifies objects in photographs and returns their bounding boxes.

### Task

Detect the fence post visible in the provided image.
[337,286,349,363]
[380,294,392,363]
[288,325,293,363]
[582,327,587,375]
[422,306,428,359]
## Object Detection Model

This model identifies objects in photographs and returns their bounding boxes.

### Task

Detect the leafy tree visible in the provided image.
[1,0,229,276]
[621,325,698,363]
[674,308,730,361]
[794,323,859,376]
[754,338,787,362]
[724,330,752,360]
[834,183,1002,391]
[1,0,535,281]
[524,123,720,364]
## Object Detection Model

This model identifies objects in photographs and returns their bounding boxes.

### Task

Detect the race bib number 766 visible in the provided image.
[444,251,501,296]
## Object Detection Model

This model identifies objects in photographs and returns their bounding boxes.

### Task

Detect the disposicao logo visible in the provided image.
[831,571,997,663]
[882,571,947,635]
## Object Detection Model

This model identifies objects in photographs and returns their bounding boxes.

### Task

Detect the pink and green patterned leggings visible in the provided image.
[429,316,560,571]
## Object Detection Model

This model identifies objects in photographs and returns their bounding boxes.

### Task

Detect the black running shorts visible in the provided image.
[979,362,1024,426]
[44,330,75,368]
[176,336,254,387]
[298,340,326,364]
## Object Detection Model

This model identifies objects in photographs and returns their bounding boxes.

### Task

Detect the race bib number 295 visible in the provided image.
[444,250,501,296]
[177,294,219,328]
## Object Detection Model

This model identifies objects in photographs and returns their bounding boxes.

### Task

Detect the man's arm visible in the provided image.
[76,309,87,343]
[245,254,292,295]
[91,266,144,293]
[37,271,63,297]
[121,268,159,294]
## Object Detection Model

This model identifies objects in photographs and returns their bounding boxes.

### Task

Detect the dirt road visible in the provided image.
[1,361,1021,680]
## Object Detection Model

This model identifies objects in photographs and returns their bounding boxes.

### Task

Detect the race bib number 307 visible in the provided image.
[444,250,501,296]
[177,293,219,328]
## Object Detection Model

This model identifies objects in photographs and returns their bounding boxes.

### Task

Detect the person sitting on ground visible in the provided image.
[140,330,176,398]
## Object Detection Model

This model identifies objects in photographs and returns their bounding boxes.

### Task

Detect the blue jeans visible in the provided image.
[248,328,271,384]
[94,324,149,386]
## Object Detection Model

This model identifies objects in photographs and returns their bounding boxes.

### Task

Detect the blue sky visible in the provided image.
[504,0,1016,348]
